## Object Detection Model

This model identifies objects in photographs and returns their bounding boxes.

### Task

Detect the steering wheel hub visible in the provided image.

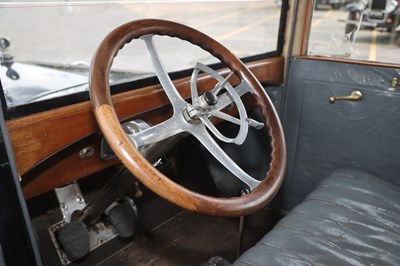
[182,104,202,124]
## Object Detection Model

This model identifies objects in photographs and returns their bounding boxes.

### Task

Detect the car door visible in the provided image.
[277,0,400,210]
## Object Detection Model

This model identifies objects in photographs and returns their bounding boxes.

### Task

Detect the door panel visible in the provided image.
[278,59,400,210]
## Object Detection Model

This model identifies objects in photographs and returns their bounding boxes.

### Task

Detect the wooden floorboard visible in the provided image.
[100,207,281,266]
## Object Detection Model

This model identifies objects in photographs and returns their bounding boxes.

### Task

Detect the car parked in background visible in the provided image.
[315,0,347,9]
[345,0,400,40]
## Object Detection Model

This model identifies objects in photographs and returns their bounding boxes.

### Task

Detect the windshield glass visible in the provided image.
[0,0,282,108]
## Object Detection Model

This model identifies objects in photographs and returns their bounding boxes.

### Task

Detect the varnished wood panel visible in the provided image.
[21,107,173,199]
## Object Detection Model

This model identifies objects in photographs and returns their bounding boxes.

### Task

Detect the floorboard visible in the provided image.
[100,207,281,266]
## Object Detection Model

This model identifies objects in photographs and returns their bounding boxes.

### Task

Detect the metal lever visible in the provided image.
[329,90,363,104]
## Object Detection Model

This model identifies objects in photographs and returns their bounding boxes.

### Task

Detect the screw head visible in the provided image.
[79,146,95,159]
[76,197,84,204]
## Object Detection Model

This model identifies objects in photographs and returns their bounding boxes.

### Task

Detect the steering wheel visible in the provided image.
[89,19,286,217]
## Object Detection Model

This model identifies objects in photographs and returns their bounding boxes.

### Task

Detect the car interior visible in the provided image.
[0,0,399,265]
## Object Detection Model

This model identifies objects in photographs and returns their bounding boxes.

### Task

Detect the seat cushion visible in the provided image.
[234,169,400,266]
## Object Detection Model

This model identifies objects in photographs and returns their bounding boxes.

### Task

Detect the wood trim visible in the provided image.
[21,107,173,199]
[300,0,314,56]
[5,56,284,199]
[283,0,313,57]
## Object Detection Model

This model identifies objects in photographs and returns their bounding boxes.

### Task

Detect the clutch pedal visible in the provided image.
[56,221,89,261]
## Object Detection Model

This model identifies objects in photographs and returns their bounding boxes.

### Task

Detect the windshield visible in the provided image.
[0,0,282,108]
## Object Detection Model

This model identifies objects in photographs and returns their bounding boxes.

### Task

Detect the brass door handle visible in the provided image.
[329,90,363,104]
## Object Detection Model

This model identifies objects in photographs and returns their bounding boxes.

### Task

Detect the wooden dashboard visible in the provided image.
[5,57,284,199]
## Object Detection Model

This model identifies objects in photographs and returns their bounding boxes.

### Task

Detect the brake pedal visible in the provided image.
[109,201,137,238]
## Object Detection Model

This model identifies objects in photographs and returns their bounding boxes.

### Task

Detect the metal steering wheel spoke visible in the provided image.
[211,72,234,95]
[209,109,243,126]
[199,115,246,144]
[141,34,187,111]
[190,125,261,190]
[202,110,248,145]
[213,81,252,111]
[128,114,185,148]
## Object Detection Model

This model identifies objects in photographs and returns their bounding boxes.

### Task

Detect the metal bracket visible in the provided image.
[100,119,151,160]
[54,183,86,223]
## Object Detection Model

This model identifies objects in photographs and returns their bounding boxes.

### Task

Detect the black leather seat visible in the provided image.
[234,169,400,265]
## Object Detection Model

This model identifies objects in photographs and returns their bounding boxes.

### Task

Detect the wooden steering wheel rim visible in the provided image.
[89,19,286,217]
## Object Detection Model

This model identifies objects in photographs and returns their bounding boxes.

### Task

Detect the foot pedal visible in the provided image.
[109,201,137,238]
[56,221,90,261]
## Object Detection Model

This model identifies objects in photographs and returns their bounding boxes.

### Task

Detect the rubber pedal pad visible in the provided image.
[56,221,90,261]
[109,201,136,238]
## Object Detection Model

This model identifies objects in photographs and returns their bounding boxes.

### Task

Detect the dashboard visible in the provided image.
[5,57,284,199]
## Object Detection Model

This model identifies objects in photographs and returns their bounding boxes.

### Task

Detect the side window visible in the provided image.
[308,0,400,64]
